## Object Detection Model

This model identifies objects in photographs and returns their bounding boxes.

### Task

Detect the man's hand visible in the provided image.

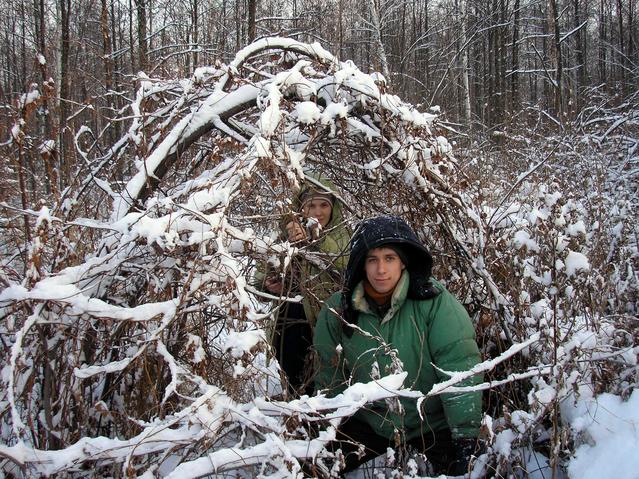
[286,220,307,243]
[264,276,283,294]
[448,438,481,476]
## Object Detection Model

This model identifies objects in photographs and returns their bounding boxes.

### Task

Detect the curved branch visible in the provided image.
[113,84,260,220]
[113,37,340,221]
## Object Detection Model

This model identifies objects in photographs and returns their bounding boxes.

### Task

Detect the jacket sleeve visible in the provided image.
[313,293,348,396]
[318,225,350,273]
[301,228,350,323]
[427,290,483,439]
[253,260,268,291]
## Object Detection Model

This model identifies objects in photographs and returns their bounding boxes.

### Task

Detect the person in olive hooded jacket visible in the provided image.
[260,174,350,395]
[314,215,483,475]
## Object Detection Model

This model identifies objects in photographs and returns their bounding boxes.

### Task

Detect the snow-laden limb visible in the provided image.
[164,431,335,478]
[111,36,340,221]
[6,306,43,438]
[226,37,339,82]
[1,35,499,475]
[0,424,204,475]
[107,36,441,223]
[111,83,261,221]
[73,357,134,379]
[0,385,225,475]
[0,375,416,476]
[425,333,541,397]
[445,365,555,394]
[156,375,421,477]
[1,281,178,323]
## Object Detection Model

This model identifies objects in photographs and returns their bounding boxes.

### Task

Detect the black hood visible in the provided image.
[341,215,439,331]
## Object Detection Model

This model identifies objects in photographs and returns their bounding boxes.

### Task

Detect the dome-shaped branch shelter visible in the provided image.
[1,37,514,477]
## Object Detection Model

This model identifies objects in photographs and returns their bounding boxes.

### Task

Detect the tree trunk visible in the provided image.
[129,0,135,72]
[411,0,418,101]
[248,0,257,42]
[423,0,430,98]
[549,0,563,115]
[574,0,587,93]
[338,0,344,58]
[627,0,637,68]
[599,0,606,84]
[487,0,495,125]
[617,0,625,87]
[496,0,507,118]
[100,0,117,144]
[235,0,241,51]
[218,0,227,60]
[185,21,191,75]
[33,0,46,56]
[20,2,27,94]
[511,0,521,111]
[399,0,407,94]
[369,0,391,82]
[58,0,71,188]
[629,0,635,65]
[134,0,148,71]
[460,0,472,124]
[192,0,199,68]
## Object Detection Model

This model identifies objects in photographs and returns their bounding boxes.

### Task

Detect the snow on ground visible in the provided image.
[564,388,639,479]
[340,387,639,478]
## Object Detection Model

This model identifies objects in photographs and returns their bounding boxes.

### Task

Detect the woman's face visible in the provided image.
[303,199,332,227]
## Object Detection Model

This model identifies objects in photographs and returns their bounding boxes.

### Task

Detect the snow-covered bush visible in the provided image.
[0,38,487,477]
[458,99,639,477]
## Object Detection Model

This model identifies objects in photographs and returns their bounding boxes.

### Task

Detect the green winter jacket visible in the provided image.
[257,175,351,325]
[314,271,483,440]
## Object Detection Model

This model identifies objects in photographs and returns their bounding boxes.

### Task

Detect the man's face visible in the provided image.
[303,199,332,227]
[364,247,405,294]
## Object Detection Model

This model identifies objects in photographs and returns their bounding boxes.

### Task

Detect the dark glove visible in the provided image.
[448,438,480,476]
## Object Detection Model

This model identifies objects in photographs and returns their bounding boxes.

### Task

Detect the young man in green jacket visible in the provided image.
[314,215,483,475]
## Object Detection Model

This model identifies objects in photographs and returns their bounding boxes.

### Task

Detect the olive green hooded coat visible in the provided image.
[259,174,351,325]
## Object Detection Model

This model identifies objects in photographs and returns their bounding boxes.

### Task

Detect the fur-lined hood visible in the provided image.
[341,215,439,327]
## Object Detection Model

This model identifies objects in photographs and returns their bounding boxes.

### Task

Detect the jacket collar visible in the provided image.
[351,270,409,324]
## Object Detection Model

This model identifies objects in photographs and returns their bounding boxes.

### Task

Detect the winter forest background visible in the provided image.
[0,0,638,477]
